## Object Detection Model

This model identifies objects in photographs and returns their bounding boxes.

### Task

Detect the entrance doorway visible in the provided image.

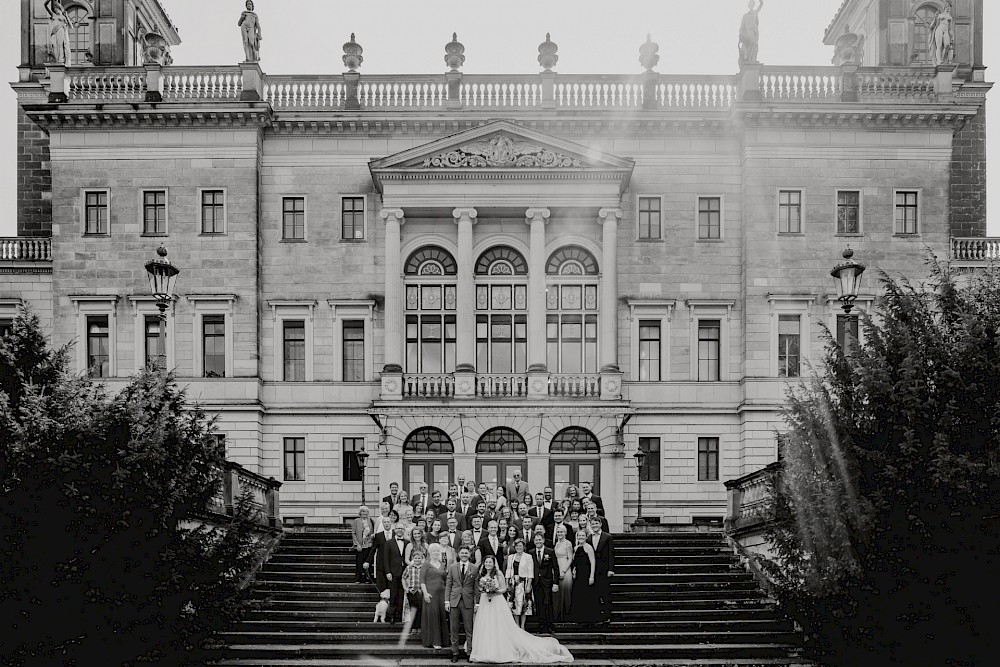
[549,427,600,499]
[402,427,454,499]
[475,427,528,495]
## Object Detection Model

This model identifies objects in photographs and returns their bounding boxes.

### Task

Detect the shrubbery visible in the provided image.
[0,311,263,665]
[765,260,1000,665]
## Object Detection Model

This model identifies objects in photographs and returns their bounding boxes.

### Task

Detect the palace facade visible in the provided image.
[1,0,992,530]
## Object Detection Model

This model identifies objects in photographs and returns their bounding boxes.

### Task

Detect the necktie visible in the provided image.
[461,563,466,578]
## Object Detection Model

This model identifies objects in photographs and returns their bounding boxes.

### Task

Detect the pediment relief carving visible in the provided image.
[421,134,583,169]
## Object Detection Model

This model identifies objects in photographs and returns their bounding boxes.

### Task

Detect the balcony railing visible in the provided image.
[0,237,52,261]
[402,374,455,398]
[724,462,781,534]
[206,460,281,528]
[476,373,529,398]
[395,371,606,399]
[548,373,601,398]
[952,237,1000,262]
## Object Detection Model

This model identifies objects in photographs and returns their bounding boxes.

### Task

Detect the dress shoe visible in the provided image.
[451,654,459,663]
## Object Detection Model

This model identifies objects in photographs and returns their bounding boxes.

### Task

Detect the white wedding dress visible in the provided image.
[469,572,573,664]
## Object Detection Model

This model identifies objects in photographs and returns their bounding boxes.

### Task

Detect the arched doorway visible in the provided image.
[403,427,454,499]
[549,426,600,499]
[475,427,528,495]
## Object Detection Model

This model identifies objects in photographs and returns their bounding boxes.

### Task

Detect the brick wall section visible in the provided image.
[950,104,987,238]
[16,105,52,237]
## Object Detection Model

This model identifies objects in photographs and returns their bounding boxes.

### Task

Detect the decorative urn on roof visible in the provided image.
[444,32,465,71]
[832,26,864,66]
[538,33,559,71]
[343,33,364,72]
[639,34,659,72]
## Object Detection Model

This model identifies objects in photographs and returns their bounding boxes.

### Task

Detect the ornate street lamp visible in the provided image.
[144,244,179,370]
[830,247,866,314]
[633,448,647,527]
[356,447,370,506]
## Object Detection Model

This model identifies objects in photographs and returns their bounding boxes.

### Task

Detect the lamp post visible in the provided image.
[830,247,866,314]
[144,244,179,370]
[633,448,647,527]
[356,447,370,506]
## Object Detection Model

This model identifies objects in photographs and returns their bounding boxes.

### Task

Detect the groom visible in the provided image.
[445,545,478,663]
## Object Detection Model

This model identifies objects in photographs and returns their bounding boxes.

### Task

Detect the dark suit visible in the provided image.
[445,561,479,656]
[440,511,467,532]
[458,502,474,518]
[528,504,554,528]
[547,521,575,545]
[530,546,559,632]
[590,531,615,621]
[477,535,505,571]
[428,502,446,517]
[443,530,462,552]
[383,493,404,510]
[383,536,408,623]
[370,530,393,590]
[583,493,605,516]
[411,493,431,516]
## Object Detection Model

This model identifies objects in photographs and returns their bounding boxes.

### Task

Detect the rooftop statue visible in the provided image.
[44,0,72,65]
[738,0,764,69]
[927,1,955,66]
[238,0,262,63]
[832,26,865,66]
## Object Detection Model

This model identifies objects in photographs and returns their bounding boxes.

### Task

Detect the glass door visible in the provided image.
[549,459,599,500]
[477,460,527,494]
[404,460,453,500]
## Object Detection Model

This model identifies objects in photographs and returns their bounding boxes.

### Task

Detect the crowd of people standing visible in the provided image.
[350,475,616,649]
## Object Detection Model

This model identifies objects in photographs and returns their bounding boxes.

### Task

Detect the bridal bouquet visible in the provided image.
[479,575,500,599]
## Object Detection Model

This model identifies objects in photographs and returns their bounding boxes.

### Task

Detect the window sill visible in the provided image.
[199,232,227,237]
[834,233,864,237]
[777,233,805,237]
[695,238,725,243]
[635,237,664,243]
[141,233,168,238]
[280,238,308,243]
[82,233,110,238]
[893,233,921,239]
[339,238,367,244]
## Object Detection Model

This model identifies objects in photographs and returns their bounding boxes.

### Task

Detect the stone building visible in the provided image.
[1,0,992,530]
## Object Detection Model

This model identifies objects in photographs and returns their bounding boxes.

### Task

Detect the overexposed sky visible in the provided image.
[0,0,995,234]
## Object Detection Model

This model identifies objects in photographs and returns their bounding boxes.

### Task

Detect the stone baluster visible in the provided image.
[380,208,405,400]
[453,208,478,398]
[599,208,623,400]
[525,208,550,398]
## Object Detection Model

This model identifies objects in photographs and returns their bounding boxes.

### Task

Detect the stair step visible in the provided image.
[209,660,810,667]
[245,608,781,622]
[250,598,772,611]
[235,619,794,633]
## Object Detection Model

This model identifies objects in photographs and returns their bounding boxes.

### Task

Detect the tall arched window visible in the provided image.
[403,427,454,498]
[912,4,940,63]
[546,246,599,373]
[475,246,528,373]
[549,427,600,454]
[548,427,600,497]
[476,427,528,454]
[65,5,92,65]
[404,246,457,373]
[403,427,455,453]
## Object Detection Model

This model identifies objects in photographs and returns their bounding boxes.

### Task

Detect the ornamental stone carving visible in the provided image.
[343,33,364,71]
[238,0,262,63]
[639,34,659,72]
[445,33,466,71]
[832,26,864,66]
[423,135,582,168]
[738,0,764,69]
[538,33,559,71]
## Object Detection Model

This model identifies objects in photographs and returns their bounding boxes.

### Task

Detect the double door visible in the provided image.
[476,459,526,495]
[549,459,599,501]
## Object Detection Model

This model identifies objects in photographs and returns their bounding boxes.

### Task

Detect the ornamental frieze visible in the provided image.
[422,134,582,168]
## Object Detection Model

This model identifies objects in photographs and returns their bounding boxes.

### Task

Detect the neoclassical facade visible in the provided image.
[1,0,992,530]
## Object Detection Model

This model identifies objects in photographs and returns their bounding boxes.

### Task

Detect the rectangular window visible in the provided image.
[343,320,365,382]
[283,320,306,381]
[202,315,226,378]
[86,315,109,378]
[698,437,720,482]
[0,318,13,338]
[837,191,860,234]
[639,437,661,482]
[778,190,802,234]
[778,314,801,378]
[638,197,661,239]
[698,197,721,239]
[836,314,860,354]
[283,437,305,481]
[84,191,108,235]
[282,197,305,240]
[142,190,166,235]
[343,437,364,482]
[144,315,165,369]
[342,196,365,240]
[201,190,225,234]
[638,320,661,381]
[698,319,721,381]
[405,314,457,373]
[895,191,919,234]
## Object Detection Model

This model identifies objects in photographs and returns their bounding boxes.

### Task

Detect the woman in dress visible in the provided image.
[469,555,573,663]
[569,529,601,626]
[405,526,428,566]
[350,505,375,584]
[420,544,449,649]
[553,524,575,621]
[428,518,443,543]
[503,525,520,560]
[505,538,534,629]
[436,532,456,567]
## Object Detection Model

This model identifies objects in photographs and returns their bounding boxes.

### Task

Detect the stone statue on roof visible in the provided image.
[44,0,72,65]
[738,0,764,69]
[238,0,262,63]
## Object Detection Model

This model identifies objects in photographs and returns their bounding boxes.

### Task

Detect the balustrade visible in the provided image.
[401,374,455,398]
[857,67,936,100]
[547,374,601,398]
[67,68,146,100]
[952,237,1000,262]
[162,66,243,101]
[209,460,281,528]
[724,462,781,533]
[0,237,52,261]
[475,374,529,398]
[761,66,842,101]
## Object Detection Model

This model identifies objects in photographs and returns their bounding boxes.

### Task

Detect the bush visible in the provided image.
[764,259,1000,666]
[0,311,264,665]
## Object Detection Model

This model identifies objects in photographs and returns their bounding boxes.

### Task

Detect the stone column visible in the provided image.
[525,208,551,398]
[380,208,405,400]
[599,208,624,400]
[453,208,478,398]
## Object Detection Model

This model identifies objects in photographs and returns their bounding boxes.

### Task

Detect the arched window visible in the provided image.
[403,427,454,454]
[546,246,599,373]
[404,246,457,373]
[546,246,599,276]
[476,427,528,454]
[549,427,600,454]
[65,5,92,65]
[475,246,528,373]
[912,4,940,63]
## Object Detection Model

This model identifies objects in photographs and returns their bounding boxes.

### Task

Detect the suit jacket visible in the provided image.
[458,502,474,518]
[504,480,532,506]
[428,502,446,517]
[582,493,605,515]
[529,546,559,586]
[383,536,408,578]
[445,561,479,607]
[468,529,486,551]
[382,493,404,509]
[371,530,393,573]
[528,505,554,528]
[477,535,505,569]
[440,511,467,532]
[443,530,462,552]
[547,521,575,545]
[411,493,431,516]
[590,531,615,576]
[350,517,374,550]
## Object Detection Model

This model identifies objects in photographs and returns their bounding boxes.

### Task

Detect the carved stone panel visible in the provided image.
[422,134,583,169]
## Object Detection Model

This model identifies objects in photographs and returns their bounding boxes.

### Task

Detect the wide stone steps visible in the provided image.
[246,607,783,622]
[234,618,794,633]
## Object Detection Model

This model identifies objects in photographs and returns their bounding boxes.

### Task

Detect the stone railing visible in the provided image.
[724,461,781,534]
[162,66,243,101]
[401,374,455,398]
[857,66,937,100]
[206,460,281,528]
[548,373,601,398]
[0,237,52,261]
[54,65,243,104]
[67,67,147,100]
[476,373,529,398]
[761,66,843,101]
[951,237,1000,262]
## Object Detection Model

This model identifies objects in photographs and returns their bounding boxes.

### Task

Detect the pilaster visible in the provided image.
[599,208,623,373]
[525,207,550,372]
[453,207,479,372]
[380,208,405,379]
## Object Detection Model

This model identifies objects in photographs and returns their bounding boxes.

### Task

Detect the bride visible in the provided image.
[469,554,573,664]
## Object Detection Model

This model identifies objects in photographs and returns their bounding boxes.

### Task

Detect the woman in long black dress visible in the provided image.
[420,543,449,649]
[569,529,602,626]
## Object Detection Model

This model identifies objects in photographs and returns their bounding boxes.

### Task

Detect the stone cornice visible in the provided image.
[23,104,273,130]
[736,106,981,130]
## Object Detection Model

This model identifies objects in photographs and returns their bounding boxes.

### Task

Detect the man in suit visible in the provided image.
[580,480,604,516]
[411,482,431,516]
[504,471,531,507]
[382,482,403,510]
[383,524,409,624]
[471,500,494,527]
[542,486,557,513]
[370,515,395,591]
[468,515,485,551]
[470,483,489,513]
[444,516,463,552]
[441,497,467,531]
[519,515,536,547]
[476,519,504,570]
[547,507,574,545]
[589,516,615,625]
[428,489,446,516]
[445,545,479,662]
[530,532,560,634]
[585,502,610,533]
[459,492,475,519]
[528,492,554,530]
[511,502,530,531]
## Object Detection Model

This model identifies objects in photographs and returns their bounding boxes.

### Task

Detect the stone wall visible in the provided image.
[950,104,988,237]
[16,105,51,237]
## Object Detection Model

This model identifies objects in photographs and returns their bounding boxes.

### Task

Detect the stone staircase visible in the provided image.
[207,529,810,666]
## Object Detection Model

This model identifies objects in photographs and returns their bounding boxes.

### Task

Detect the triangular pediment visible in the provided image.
[370,121,634,194]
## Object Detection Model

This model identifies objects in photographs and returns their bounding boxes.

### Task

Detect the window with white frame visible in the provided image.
[128,296,176,373]
[283,320,306,381]
[546,246,600,373]
[475,246,529,374]
[202,314,226,377]
[83,190,109,235]
[342,196,365,240]
[638,196,662,240]
[697,437,720,481]
[284,437,306,481]
[627,299,673,383]
[836,190,862,234]
[697,319,721,381]
[0,299,21,339]
[687,300,733,382]
[404,246,458,374]
[71,296,119,378]
[342,437,365,481]
[269,300,317,383]
[639,437,661,481]
[827,295,874,358]
[141,190,167,235]
[200,189,226,234]
[778,190,802,234]
[777,314,801,377]
[342,320,365,382]
[768,295,814,378]
[282,196,306,240]
[697,196,722,239]
[65,5,92,65]
[638,321,661,381]
[187,295,237,379]
[894,190,920,235]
